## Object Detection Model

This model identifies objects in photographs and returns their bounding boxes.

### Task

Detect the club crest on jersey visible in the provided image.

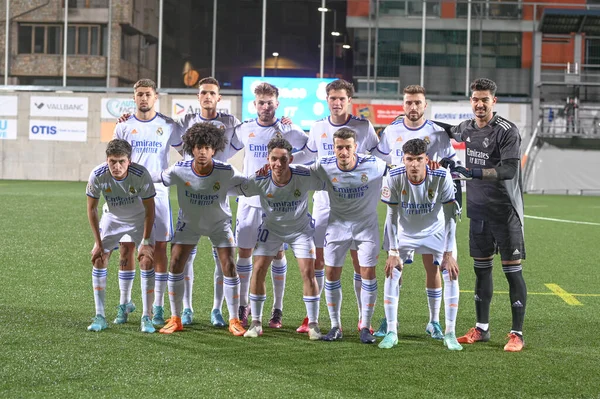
[294,189,301,197]
[361,173,368,183]
[219,125,226,130]
[428,189,434,199]
[382,187,390,199]
[213,182,221,191]
[129,186,137,194]
[274,131,282,139]
[483,137,490,148]
[156,127,163,136]
[423,136,431,145]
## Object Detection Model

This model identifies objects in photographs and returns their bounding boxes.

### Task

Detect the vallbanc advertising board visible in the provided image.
[27,96,89,142]
[242,76,335,131]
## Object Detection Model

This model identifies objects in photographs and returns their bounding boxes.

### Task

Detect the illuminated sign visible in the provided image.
[242,76,335,130]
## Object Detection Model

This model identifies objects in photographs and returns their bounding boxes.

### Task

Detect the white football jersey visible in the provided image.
[113,113,184,179]
[236,165,324,236]
[232,118,308,207]
[376,119,456,166]
[179,112,242,162]
[381,166,455,238]
[87,162,156,221]
[311,155,387,240]
[161,160,245,226]
[306,115,380,159]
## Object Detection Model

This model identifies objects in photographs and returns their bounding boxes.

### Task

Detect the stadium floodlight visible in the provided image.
[331,31,341,36]
[342,44,351,49]
[272,52,279,57]
[318,7,329,12]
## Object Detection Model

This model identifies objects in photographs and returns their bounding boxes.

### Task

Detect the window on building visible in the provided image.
[18,24,106,56]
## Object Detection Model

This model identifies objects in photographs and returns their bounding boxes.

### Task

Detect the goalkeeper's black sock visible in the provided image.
[474,260,493,325]
[503,264,527,332]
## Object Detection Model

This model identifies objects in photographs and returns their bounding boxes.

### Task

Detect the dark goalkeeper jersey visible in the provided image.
[451,113,524,225]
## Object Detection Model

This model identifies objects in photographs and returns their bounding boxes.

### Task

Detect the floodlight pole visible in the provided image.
[4,0,9,86]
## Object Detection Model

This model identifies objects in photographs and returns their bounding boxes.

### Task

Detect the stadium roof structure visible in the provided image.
[538,8,600,35]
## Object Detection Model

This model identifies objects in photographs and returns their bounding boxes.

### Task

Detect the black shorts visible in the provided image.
[469,209,526,261]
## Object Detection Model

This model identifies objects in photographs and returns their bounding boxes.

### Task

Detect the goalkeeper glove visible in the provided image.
[452,165,483,180]
[439,157,456,169]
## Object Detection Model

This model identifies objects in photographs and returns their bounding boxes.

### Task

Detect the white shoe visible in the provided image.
[243,322,263,338]
[308,323,322,341]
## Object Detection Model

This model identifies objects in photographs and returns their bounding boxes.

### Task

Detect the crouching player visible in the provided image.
[86,139,156,333]
[235,137,324,340]
[379,138,462,350]
[159,122,247,336]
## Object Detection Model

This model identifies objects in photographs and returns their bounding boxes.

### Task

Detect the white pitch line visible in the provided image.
[525,205,548,208]
[525,215,600,226]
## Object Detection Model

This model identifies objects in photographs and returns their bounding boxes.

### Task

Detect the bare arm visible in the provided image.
[138,197,155,262]
[384,204,402,277]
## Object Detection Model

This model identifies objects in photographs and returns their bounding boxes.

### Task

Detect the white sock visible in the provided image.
[384,268,402,334]
[92,267,107,317]
[476,323,490,331]
[140,269,155,317]
[223,275,240,321]
[325,279,342,328]
[212,247,224,311]
[118,270,135,305]
[249,293,266,323]
[154,272,168,307]
[315,269,325,296]
[360,278,377,329]
[236,256,252,307]
[303,295,320,324]
[271,256,287,311]
[353,272,362,322]
[167,272,185,317]
[426,287,442,323]
[442,270,459,334]
[182,247,196,311]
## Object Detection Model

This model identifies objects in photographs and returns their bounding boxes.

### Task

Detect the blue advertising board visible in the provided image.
[242,76,335,131]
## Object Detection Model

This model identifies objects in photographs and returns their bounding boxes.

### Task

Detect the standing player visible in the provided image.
[379,138,462,350]
[113,79,184,327]
[373,84,460,341]
[176,77,241,327]
[439,78,527,352]
[158,122,247,336]
[234,138,324,340]
[86,139,156,333]
[310,128,388,344]
[231,82,309,328]
[295,79,381,334]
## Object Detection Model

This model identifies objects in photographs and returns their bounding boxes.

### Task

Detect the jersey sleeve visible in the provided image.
[375,127,391,155]
[161,165,176,187]
[309,158,326,183]
[229,166,248,188]
[86,171,101,199]
[112,123,124,140]
[364,121,380,152]
[440,170,455,203]
[237,177,260,197]
[230,123,244,151]
[287,125,308,151]
[169,122,185,148]
[139,170,157,199]
[306,126,319,153]
[308,171,326,191]
[381,173,398,205]
[434,129,457,160]
[498,126,522,160]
